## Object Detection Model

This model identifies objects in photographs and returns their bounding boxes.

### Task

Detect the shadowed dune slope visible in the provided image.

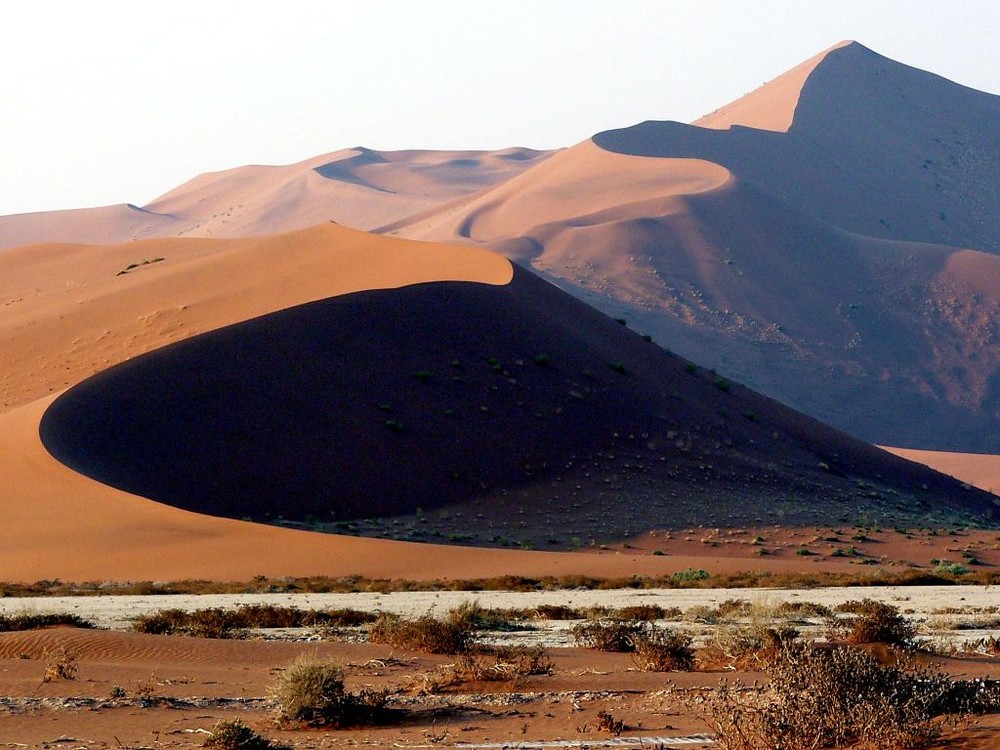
[40,265,998,535]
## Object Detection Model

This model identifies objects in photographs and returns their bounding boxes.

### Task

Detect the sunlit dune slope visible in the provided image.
[0,223,509,414]
[883,447,1000,497]
[0,147,553,251]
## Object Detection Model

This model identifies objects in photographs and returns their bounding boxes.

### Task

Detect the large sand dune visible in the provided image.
[0,223,993,584]
[1,42,995,453]
[384,42,1000,452]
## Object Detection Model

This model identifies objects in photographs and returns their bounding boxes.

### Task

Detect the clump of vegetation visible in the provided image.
[367,611,474,654]
[692,642,988,750]
[132,605,377,638]
[830,599,916,648]
[272,656,389,728]
[202,719,288,750]
[613,604,669,621]
[0,612,94,631]
[572,618,693,670]
[442,645,553,686]
[43,645,78,682]
[596,709,625,735]
[572,618,646,651]
[701,623,799,668]
[631,629,695,671]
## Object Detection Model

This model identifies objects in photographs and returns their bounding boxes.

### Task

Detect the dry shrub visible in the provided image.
[614,604,667,621]
[571,619,646,651]
[202,719,288,750]
[830,598,916,648]
[367,612,473,654]
[132,608,246,639]
[445,600,532,632]
[531,604,582,620]
[43,645,78,681]
[0,613,94,631]
[700,624,798,668]
[271,656,389,728]
[691,642,979,750]
[413,645,553,694]
[132,605,376,638]
[457,645,553,682]
[596,710,625,736]
[774,600,832,619]
[964,635,1000,655]
[631,630,695,671]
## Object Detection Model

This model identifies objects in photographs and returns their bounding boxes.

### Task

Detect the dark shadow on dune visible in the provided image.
[39,267,998,529]
[592,42,1000,254]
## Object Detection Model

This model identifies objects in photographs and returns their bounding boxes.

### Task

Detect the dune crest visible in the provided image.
[0,223,511,414]
[694,40,855,132]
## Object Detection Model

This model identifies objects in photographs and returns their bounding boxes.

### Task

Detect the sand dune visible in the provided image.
[2,42,994,455]
[597,41,1000,253]
[3,223,995,583]
[884,447,1000,496]
[694,40,853,132]
[381,42,1000,452]
[0,223,510,414]
[0,147,553,251]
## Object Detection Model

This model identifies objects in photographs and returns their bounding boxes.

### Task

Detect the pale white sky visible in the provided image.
[2,0,997,216]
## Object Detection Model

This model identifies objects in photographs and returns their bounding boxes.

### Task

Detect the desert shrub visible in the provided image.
[43,646,78,681]
[202,718,288,750]
[272,656,389,728]
[0,613,94,631]
[596,710,625,735]
[631,630,695,671]
[830,598,916,648]
[571,619,646,651]
[614,604,667,621]
[132,608,246,639]
[367,612,473,654]
[445,600,533,632]
[531,604,585,620]
[454,645,554,683]
[132,606,377,638]
[670,567,711,584]
[692,642,973,750]
[701,624,798,668]
[774,600,832,619]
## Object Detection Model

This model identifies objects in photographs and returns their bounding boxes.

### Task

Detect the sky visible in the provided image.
[2,0,998,216]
